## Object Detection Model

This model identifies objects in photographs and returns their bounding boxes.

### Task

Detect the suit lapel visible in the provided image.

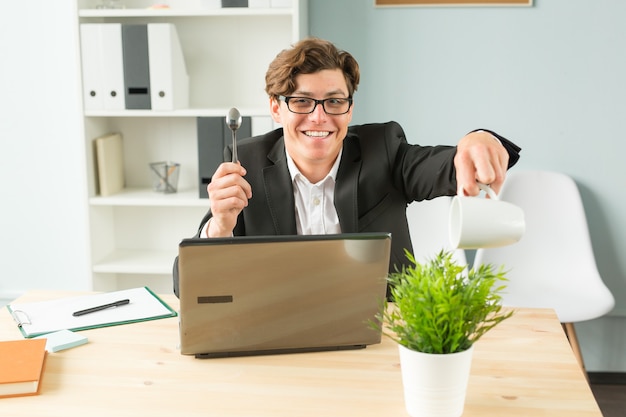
[263,138,297,234]
[335,133,362,233]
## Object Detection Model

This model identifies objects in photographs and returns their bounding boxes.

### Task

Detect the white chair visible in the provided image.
[406,197,467,266]
[473,170,615,374]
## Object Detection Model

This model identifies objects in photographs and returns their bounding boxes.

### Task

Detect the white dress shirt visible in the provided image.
[286,149,342,235]
[202,149,342,237]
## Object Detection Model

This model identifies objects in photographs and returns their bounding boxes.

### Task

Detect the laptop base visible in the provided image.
[194,344,366,359]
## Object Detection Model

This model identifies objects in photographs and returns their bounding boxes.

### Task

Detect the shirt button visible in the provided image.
[313,197,320,206]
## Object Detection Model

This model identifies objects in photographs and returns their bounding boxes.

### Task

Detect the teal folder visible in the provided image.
[7,287,177,338]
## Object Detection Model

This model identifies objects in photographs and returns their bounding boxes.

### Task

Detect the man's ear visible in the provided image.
[269,97,281,124]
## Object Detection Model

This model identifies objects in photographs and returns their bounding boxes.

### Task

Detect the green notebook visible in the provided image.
[7,287,177,338]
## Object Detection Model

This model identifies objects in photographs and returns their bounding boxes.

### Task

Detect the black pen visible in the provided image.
[72,299,130,317]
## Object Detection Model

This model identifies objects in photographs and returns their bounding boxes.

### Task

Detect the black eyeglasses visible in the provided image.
[279,95,353,115]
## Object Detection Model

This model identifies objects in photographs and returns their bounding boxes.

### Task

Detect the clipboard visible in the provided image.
[6,287,177,338]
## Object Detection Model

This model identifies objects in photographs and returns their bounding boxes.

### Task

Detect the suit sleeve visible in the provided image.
[387,122,522,201]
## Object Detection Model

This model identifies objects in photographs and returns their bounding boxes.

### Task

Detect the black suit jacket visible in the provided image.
[196,121,520,274]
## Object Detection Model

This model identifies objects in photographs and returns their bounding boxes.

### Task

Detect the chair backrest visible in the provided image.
[406,197,467,266]
[473,170,614,323]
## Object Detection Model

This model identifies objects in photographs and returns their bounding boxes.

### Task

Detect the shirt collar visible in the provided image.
[285,147,343,185]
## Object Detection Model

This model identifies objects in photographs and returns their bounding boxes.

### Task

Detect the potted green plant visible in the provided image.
[373,249,513,417]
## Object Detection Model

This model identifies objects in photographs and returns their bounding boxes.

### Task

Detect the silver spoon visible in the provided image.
[226,107,242,163]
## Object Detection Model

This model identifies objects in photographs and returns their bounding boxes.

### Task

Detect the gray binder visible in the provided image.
[222,0,248,6]
[122,24,151,109]
[197,117,251,198]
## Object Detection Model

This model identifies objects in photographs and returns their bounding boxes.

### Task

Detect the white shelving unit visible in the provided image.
[77,0,308,292]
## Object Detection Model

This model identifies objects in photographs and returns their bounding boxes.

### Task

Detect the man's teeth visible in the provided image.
[304,131,330,137]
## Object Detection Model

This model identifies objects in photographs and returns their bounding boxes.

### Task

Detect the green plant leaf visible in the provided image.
[370,249,513,354]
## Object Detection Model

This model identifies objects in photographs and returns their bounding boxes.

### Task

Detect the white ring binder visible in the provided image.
[11,309,31,328]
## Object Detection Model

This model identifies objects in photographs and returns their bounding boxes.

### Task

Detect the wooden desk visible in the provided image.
[0,291,602,417]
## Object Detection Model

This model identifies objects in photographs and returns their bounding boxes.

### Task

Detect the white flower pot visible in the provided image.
[398,344,474,417]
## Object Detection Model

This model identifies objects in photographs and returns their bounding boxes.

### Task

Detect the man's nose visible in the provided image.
[308,102,327,122]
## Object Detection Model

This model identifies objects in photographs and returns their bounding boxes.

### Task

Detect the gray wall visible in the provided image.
[310,0,626,371]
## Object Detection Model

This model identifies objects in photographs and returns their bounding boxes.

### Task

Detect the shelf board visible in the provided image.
[90,188,209,207]
[93,249,177,274]
[84,107,271,118]
[78,7,294,18]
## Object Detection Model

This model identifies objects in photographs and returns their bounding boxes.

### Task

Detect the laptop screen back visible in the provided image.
[177,233,391,358]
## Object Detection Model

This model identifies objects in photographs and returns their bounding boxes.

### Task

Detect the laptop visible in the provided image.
[177,233,391,358]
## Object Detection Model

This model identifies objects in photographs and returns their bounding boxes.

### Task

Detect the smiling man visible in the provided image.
[196,37,521,274]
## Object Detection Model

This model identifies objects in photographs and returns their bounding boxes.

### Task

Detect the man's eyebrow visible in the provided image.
[292,89,348,97]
